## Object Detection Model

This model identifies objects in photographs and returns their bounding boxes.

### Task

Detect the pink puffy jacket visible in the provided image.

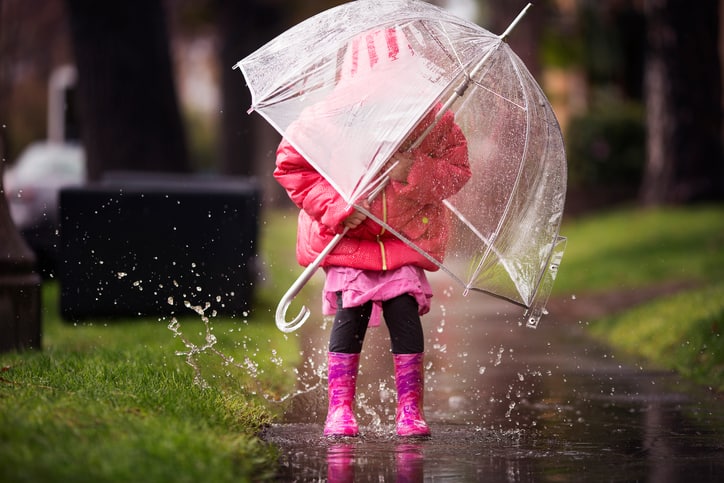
[274,105,471,272]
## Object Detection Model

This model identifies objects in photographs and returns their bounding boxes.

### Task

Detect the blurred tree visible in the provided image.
[215,0,284,177]
[486,0,550,78]
[577,1,645,101]
[0,0,73,161]
[0,0,7,163]
[65,0,190,180]
[214,0,343,207]
[0,0,41,351]
[641,0,724,204]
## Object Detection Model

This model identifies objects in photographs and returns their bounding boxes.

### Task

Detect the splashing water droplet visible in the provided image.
[167,317,180,332]
[494,346,505,366]
[164,293,326,404]
[505,401,516,418]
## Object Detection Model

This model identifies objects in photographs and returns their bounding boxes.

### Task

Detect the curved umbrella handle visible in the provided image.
[275,229,347,332]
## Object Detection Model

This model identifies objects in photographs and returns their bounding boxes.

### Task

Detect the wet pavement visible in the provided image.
[262,280,724,481]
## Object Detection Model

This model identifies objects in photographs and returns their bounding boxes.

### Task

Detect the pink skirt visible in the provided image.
[322,265,433,327]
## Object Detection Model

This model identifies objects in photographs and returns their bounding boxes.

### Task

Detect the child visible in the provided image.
[273,28,471,438]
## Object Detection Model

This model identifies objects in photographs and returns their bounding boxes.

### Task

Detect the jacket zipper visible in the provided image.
[376,190,388,270]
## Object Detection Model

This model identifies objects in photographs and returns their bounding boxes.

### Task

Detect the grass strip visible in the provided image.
[554,204,724,294]
[0,210,305,482]
[0,344,280,482]
[588,283,724,391]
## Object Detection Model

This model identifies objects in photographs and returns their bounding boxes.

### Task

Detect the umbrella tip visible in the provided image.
[499,3,533,40]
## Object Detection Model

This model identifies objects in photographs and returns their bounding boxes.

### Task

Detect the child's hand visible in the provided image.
[384,151,415,182]
[342,201,369,230]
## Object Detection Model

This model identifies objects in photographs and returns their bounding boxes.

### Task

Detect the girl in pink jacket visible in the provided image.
[273,29,471,438]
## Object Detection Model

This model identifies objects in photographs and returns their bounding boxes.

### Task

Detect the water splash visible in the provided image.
[166,300,326,402]
[124,269,551,436]
[110,259,324,407]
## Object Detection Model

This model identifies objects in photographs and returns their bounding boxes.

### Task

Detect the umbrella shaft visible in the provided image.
[409,70,475,151]
[499,3,533,40]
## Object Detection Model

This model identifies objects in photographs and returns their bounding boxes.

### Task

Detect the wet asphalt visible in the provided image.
[262,281,724,482]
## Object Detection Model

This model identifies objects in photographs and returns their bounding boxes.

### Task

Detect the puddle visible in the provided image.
[262,286,724,481]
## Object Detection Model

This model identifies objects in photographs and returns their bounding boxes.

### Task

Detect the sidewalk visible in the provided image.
[264,284,724,481]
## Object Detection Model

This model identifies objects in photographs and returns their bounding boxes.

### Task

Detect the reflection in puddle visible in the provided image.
[325,442,424,483]
[326,443,355,483]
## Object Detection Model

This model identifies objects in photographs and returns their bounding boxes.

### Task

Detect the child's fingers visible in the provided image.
[343,209,367,229]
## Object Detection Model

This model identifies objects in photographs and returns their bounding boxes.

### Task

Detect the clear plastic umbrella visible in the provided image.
[235,0,567,331]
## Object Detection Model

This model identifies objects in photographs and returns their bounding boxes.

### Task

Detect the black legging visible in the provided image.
[328,292,424,354]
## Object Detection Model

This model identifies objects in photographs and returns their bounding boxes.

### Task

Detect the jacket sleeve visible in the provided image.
[273,138,352,233]
[394,109,471,203]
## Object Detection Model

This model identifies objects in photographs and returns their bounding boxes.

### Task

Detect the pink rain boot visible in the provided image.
[324,352,360,437]
[393,353,431,437]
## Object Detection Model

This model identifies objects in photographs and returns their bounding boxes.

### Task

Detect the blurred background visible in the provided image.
[1,0,723,275]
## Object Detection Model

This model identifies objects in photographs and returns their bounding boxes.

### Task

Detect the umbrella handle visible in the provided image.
[275,229,347,332]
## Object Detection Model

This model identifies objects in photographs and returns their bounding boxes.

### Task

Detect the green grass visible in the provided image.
[0,209,304,483]
[588,282,724,391]
[554,204,724,294]
[557,204,724,390]
[1,346,278,482]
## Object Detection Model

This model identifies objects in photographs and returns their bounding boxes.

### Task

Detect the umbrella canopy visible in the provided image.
[236,0,567,329]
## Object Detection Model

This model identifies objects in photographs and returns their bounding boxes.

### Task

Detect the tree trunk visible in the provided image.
[0,0,41,353]
[216,0,284,177]
[65,0,190,181]
[641,0,724,204]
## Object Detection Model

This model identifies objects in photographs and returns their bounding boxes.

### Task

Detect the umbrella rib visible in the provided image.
[470,80,526,111]
[441,199,514,290]
[461,287,528,309]
[359,202,528,310]
[432,20,468,76]
[525,106,567,308]
[471,47,532,306]
[354,203,467,288]
[418,20,461,67]
[477,1,536,273]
